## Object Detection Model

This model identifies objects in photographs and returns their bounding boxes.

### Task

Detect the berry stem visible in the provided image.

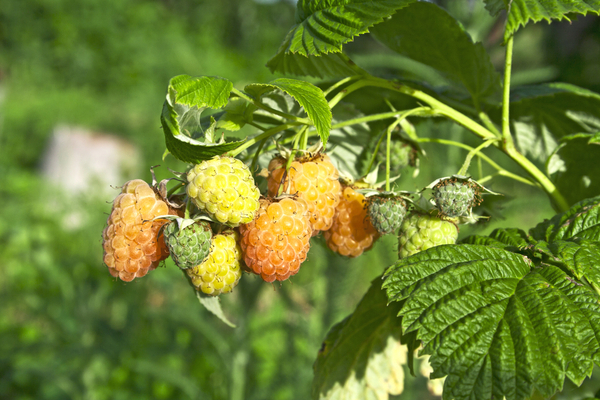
[386,122,392,192]
[418,138,539,187]
[228,122,301,157]
[457,139,498,176]
[330,107,432,130]
[231,87,311,125]
[501,35,515,147]
[323,75,362,97]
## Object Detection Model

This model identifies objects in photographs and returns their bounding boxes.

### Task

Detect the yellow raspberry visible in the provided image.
[102,179,178,282]
[186,156,260,226]
[186,230,243,296]
[324,185,379,257]
[267,153,341,235]
[239,197,312,282]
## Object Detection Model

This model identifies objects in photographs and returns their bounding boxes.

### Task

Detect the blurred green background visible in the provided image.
[1,0,600,399]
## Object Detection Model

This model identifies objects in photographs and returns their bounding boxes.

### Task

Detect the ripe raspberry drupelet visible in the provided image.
[102,179,176,282]
[239,197,312,282]
[186,230,242,296]
[324,185,379,257]
[186,156,260,226]
[267,153,341,234]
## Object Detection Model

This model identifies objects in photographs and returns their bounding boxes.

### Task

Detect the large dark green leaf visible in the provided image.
[267,0,416,77]
[384,244,600,400]
[509,83,600,162]
[483,0,600,42]
[312,278,407,400]
[245,78,332,147]
[461,228,532,251]
[371,2,501,102]
[547,133,600,206]
[530,196,600,242]
[160,75,245,163]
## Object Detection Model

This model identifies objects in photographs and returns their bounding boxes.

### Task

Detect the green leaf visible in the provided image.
[328,103,375,178]
[267,0,418,77]
[216,98,257,132]
[196,291,236,328]
[461,228,532,251]
[547,133,600,206]
[266,50,359,79]
[160,75,245,163]
[384,244,600,400]
[370,2,501,102]
[535,238,600,288]
[312,278,407,400]
[509,83,600,162]
[483,0,600,42]
[245,78,332,147]
[530,195,600,242]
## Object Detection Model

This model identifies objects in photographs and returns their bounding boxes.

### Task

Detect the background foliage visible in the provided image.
[1,0,600,399]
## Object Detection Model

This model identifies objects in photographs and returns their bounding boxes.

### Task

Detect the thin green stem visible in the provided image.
[479,111,502,137]
[418,137,538,187]
[366,130,386,175]
[457,139,498,176]
[250,137,267,173]
[323,75,361,97]
[328,79,371,109]
[502,35,515,146]
[386,124,392,191]
[228,122,300,157]
[231,87,311,125]
[330,107,431,130]
[247,121,267,131]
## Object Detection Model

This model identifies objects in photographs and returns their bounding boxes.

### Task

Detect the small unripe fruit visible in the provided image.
[163,220,212,270]
[367,195,407,235]
[433,180,477,218]
[398,213,458,259]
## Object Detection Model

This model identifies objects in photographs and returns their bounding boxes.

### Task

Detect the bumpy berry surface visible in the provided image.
[267,154,341,235]
[186,230,242,295]
[324,186,379,257]
[433,180,476,218]
[240,197,312,282]
[102,179,174,282]
[186,156,260,226]
[163,220,212,270]
[367,196,407,235]
[398,213,458,259]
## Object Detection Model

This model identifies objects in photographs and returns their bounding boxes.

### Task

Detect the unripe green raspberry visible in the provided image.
[398,213,458,258]
[186,230,242,296]
[186,156,260,226]
[163,220,212,270]
[367,195,407,235]
[433,180,476,218]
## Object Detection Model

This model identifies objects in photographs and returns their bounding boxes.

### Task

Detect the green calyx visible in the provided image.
[398,212,458,259]
[164,219,213,270]
[367,195,407,235]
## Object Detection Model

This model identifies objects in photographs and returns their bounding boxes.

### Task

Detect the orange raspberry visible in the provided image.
[323,185,379,257]
[102,179,177,282]
[239,197,312,282]
[267,153,342,235]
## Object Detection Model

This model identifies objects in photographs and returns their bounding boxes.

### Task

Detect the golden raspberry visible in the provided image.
[267,153,342,235]
[323,185,379,257]
[186,156,260,226]
[186,230,242,296]
[239,197,312,282]
[102,179,176,282]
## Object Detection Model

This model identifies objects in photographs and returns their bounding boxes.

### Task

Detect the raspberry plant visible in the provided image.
[99,0,600,399]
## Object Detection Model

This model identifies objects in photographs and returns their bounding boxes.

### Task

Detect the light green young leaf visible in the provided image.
[160,75,245,163]
[483,0,600,43]
[370,1,501,102]
[245,78,332,147]
[384,244,600,400]
[216,98,257,132]
[312,278,407,400]
[196,292,236,328]
[547,132,600,206]
[530,195,600,242]
[509,83,600,162]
